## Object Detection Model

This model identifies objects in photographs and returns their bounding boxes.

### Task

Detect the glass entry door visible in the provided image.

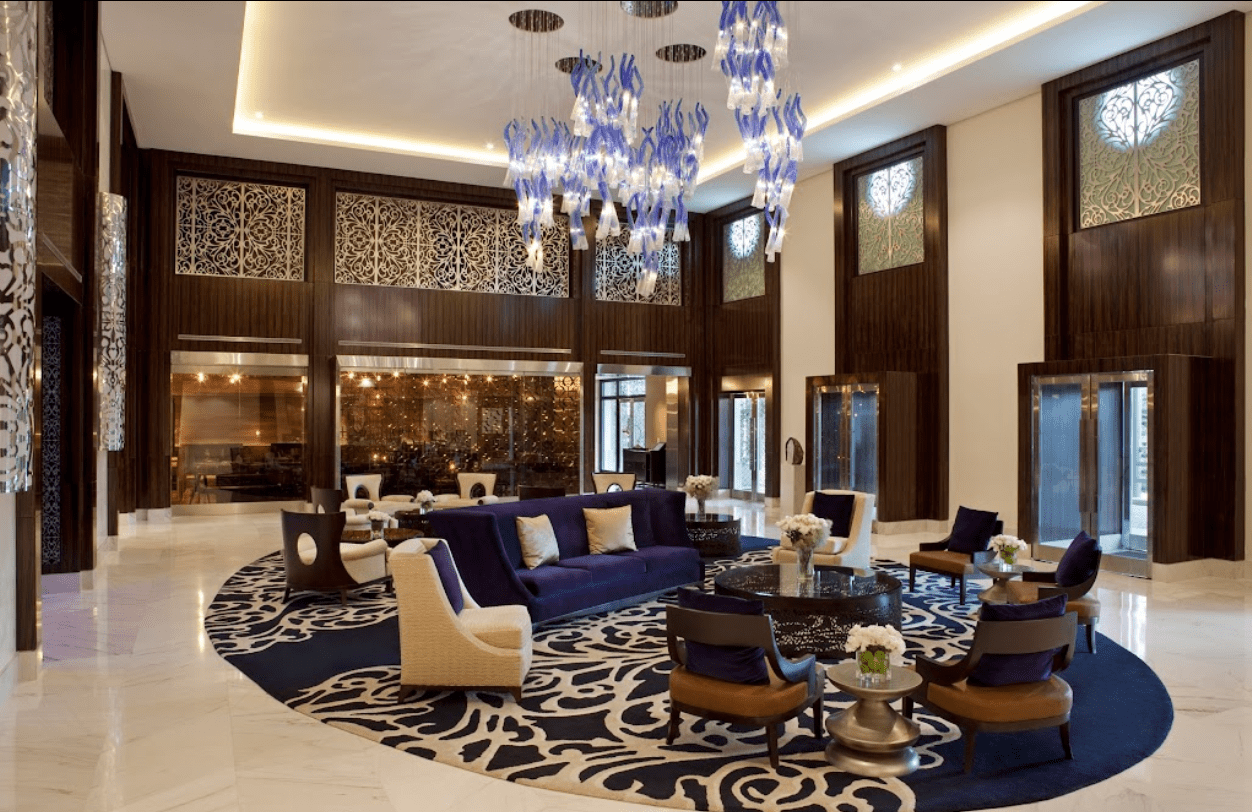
[1033,372,1151,576]
[812,384,879,496]
[727,391,766,499]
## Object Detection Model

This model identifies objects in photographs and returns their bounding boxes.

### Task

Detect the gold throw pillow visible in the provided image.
[516,514,559,569]
[583,505,636,554]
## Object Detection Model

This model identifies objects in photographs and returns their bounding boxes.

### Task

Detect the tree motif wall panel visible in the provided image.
[175,177,306,280]
[334,192,569,297]
[857,156,924,275]
[594,229,681,305]
[1078,59,1201,228]
[723,212,765,302]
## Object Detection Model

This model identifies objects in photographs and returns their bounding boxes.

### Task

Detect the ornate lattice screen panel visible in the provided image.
[723,212,765,302]
[594,229,681,305]
[856,156,924,274]
[334,192,570,297]
[175,177,306,279]
[1078,59,1200,228]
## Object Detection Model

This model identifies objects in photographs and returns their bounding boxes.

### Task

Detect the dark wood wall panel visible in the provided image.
[832,126,947,520]
[1039,12,1244,562]
[131,149,713,505]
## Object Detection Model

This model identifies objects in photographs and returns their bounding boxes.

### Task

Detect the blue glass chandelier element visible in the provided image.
[715,0,806,260]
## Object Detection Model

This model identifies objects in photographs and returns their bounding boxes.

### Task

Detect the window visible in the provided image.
[856,156,924,274]
[598,377,646,471]
[723,212,765,301]
[1078,59,1200,228]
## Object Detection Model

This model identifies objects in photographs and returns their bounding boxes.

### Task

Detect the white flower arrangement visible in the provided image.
[682,475,717,499]
[416,490,435,509]
[989,535,1029,556]
[777,513,832,550]
[843,624,906,656]
[367,510,389,523]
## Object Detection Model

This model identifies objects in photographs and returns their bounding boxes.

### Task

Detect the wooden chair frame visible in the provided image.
[665,606,823,769]
[908,518,1003,603]
[1019,549,1103,652]
[903,611,1079,773]
[280,510,391,605]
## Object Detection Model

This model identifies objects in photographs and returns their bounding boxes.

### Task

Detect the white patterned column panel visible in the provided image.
[175,176,306,279]
[98,192,126,451]
[0,0,37,492]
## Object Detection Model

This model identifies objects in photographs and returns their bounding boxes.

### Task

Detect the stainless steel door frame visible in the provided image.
[727,391,765,500]
[1030,371,1152,577]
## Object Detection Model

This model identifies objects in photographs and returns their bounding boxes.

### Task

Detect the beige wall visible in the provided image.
[779,169,836,516]
[947,94,1046,533]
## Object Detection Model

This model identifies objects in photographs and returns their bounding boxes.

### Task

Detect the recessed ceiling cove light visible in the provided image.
[555,55,602,74]
[656,44,706,64]
[508,9,563,33]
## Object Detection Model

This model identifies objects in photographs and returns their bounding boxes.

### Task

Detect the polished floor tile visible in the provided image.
[0,499,1249,811]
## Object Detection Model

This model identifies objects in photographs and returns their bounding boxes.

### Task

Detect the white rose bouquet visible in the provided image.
[367,509,389,524]
[989,534,1029,564]
[777,513,832,551]
[416,490,435,510]
[682,475,717,500]
[845,623,906,682]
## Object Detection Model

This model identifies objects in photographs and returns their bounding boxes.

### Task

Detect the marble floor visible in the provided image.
[1,497,1250,811]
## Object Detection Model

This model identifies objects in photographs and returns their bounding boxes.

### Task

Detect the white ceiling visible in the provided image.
[102,1,1252,212]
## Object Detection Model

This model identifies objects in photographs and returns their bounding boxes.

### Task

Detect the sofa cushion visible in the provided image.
[556,553,646,584]
[947,506,999,553]
[584,505,637,554]
[1056,531,1100,587]
[516,565,593,598]
[968,594,1068,687]
[516,514,560,569]
[426,540,464,615]
[676,588,769,685]
[811,492,855,538]
[627,545,701,573]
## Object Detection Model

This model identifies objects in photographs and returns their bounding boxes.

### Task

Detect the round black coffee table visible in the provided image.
[714,563,903,659]
[685,513,741,557]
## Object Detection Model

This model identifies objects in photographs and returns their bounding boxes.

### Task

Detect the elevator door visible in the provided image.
[727,391,766,499]
[812,384,878,496]
[1033,372,1151,577]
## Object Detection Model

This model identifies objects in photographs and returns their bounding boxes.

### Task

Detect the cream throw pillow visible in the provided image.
[583,505,636,554]
[516,514,559,569]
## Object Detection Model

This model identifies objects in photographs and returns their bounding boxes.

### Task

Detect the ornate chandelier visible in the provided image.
[715,0,806,260]
[504,0,803,289]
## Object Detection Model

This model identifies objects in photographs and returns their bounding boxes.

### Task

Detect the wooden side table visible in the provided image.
[825,661,922,777]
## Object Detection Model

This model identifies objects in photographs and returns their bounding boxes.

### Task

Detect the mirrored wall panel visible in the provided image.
[171,355,308,505]
[339,369,582,497]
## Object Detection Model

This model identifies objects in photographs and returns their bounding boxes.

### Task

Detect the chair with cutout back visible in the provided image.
[310,486,369,528]
[280,510,390,605]
[592,472,637,493]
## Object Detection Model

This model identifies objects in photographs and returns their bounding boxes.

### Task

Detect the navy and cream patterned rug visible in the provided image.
[206,544,1172,812]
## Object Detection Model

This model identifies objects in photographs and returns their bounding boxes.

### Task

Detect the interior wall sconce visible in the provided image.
[98,191,127,451]
[0,0,39,492]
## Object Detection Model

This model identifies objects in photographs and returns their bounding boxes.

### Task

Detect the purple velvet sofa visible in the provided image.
[426,488,704,623]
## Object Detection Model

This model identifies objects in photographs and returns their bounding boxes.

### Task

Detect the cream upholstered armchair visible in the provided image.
[391,538,532,701]
[342,474,402,523]
[431,473,501,509]
[771,490,875,570]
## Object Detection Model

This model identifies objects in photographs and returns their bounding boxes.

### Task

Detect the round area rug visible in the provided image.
[206,545,1172,812]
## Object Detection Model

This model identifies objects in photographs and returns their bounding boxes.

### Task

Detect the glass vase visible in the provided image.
[370,519,385,541]
[1000,550,1017,567]
[695,496,707,518]
[795,544,815,587]
[856,645,891,687]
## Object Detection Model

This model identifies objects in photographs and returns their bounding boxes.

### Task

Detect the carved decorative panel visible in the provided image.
[857,156,924,275]
[0,0,37,493]
[334,192,569,297]
[1078,59,1201,228]
[723,212,765,302]
[594,229,681,305]
[99,192,127,451]
[175,177,306,279]
[41,315,62,566]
